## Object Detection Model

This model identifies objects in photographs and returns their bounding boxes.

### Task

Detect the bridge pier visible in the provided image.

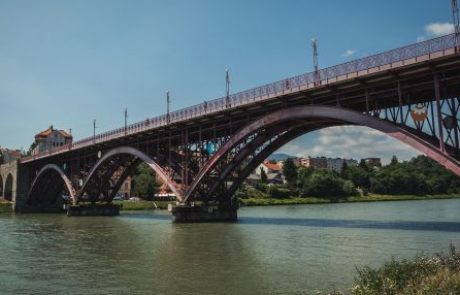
[171,203,237,223]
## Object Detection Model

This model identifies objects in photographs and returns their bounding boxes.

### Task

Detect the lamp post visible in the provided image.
[124,108,128,135]
[93,119,96,143]
[166,91,171,124]
[225,69,231,108]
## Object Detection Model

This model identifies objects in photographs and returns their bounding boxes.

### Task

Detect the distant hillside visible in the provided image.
[268,153,296,161]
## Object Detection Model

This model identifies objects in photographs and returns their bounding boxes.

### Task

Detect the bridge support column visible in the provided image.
[171,203,237,223]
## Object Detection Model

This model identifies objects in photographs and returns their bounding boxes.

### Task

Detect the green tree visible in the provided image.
[131,163,159,199]
[282,158,298,186]
[302,170,354,199]
[390,155,399,165]
[260,167,268,184]
[358,159,369,171]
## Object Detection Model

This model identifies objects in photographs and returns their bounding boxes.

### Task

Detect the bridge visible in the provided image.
[2,33,460,221]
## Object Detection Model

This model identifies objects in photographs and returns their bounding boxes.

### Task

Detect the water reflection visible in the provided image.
[238,216,460,232]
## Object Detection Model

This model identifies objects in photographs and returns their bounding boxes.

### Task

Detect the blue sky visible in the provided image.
[0,0,455,163]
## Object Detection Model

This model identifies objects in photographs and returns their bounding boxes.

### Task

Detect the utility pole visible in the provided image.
[166,91,171,124]
[225,69,231,108]
[124,108,128,135]
[453,0,460,50]
[312,38,320,86]
[93,119,96,143]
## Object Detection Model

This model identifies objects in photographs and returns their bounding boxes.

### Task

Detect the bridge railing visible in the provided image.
[21,33,458,162]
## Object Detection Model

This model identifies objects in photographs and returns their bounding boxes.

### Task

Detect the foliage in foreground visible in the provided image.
[323,244,460,294]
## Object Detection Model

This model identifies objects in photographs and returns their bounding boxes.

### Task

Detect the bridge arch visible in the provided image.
[28,164,77,205]
[185,105,460,201]
[4,173,14,201]
[0,174,3,198]
[79,146,183,202]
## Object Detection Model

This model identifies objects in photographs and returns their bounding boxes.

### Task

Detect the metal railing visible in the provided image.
[21,33,458,162]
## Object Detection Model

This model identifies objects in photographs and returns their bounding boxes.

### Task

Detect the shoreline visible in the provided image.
[1,194,458,213]
[239,194,460,207]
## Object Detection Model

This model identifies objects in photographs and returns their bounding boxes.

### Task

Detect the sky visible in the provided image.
[0,0,456,163]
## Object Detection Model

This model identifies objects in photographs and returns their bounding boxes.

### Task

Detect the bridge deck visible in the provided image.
[21,34,460,164]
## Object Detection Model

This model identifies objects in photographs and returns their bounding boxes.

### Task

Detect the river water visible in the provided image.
[1,199,460,294]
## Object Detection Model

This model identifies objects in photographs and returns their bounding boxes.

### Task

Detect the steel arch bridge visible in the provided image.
[18,33,460,220]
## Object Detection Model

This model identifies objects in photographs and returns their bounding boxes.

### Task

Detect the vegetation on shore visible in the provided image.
[0,200,12,213]
[323,244,460,294]
[237,155,460,204]
[239,193,460,206]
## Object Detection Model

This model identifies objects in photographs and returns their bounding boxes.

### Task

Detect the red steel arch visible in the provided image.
[28,164,77,204]
[78,146,183,202]
[184,105,460,202]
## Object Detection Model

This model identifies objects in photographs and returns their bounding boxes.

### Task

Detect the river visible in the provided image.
[1,199,460,294]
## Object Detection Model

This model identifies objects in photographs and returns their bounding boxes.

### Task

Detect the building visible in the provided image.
[300,156,357,172]
[33,126,73,155]
[0,148,22,164]
[248,160,285,185]
[300,156,327,169]
[364,158,382,168]
[255,160,282,175]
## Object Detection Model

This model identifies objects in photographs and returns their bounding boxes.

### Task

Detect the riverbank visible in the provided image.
[239,193,460,206]
[113,194,460,211]
[322,244,460,294]
[0,201,12,213]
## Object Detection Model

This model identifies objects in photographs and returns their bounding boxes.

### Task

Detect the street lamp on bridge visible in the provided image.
[225,69,231,108]
[166,91,171,124]
[124,108,128,135]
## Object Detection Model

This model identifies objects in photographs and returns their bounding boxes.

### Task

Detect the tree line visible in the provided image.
[247,155,460,200]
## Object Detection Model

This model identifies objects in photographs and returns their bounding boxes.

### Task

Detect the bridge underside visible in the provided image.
[21,42,460,220]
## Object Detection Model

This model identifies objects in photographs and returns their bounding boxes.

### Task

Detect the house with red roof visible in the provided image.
[32,125,73,155]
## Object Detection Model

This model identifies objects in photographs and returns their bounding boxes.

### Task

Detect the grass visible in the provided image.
[239,194,460,207]
[320,244,460,294]
[0,200,12,213]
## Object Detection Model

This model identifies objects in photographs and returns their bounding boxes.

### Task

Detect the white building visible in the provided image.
[33,126,73,155]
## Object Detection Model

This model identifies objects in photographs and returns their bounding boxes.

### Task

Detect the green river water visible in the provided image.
[1,199,460,294]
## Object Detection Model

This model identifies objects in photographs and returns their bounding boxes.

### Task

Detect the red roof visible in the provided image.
[35,126,72,139]
[263,161,282,171]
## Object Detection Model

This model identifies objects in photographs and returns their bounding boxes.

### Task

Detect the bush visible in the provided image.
[351,244,460,294]
[267,185,293,199]
[302,170,352,199]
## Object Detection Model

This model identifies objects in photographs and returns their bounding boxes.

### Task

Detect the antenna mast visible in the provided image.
[453,0,460,50]
[225,69,230,108]
[312,38,320,86]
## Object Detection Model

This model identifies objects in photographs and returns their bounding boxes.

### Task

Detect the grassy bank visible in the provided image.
[240,194,460,207]
[322,244,460,294]
[0,201,12,213]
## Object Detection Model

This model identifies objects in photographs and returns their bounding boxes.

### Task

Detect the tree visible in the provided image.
[340,161,349,178]
[390,155,399,165]
[260,167,268,184]
[358,159,368,171]
[282,158,298,186]
[131,163,159,199]
[27,142,37,156]
[302,170,353,199]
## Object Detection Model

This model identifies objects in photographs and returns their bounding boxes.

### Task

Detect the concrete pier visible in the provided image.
[67,204,120,216]
[171,204,237,223]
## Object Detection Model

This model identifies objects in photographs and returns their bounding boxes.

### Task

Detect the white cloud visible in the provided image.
[425,22,454,37]
[341,49,356,58]
[277,126,421,164]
